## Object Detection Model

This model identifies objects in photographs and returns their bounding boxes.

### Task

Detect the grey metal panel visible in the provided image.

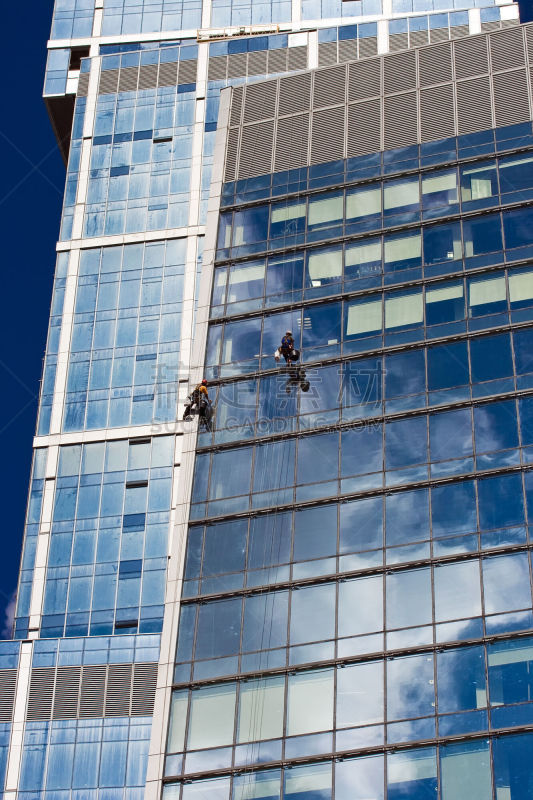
[318,41,338,67]
[274,113,310,171]
[420,83,456,141]
[224,127,240,182]
[105,664,132,717]
[456,75,493,133]
[53,666,80,719]
[384,91,417,148]
[410,30,429,49]
[0,670,17,722]
[450,25,470,40]
[493,68,530,127]
[77,73,89,97]
[429,27,450,44]
[137,63,158,91]
[158,61,179,87]
[118,65,139,93]
[243,81,277,124]
[388,32,409,52]
[454,35,489,79]
[239,119,275,179]
[208,55,228,81]
[227,52,247,80]
[359,38,378,59]
[383,50,416,94]
[311,106,345,164]
[348,59,381,102]
[247,50,268,77]
[339,40,357,64]
[98,69,119,94]
[347,98,381,157]
[288,46,308,71]
[267,49,288,74]
[418,41,453,87]
[490,27,525,72]
[279,72,312,116]
[177,60,197,85]
[313,64,346,109]
[78,665,106,718]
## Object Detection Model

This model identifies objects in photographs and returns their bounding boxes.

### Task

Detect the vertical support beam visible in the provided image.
[4,642,33,796]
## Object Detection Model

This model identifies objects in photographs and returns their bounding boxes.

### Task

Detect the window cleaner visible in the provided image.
[183,379,213,430]
[275,330,300,365]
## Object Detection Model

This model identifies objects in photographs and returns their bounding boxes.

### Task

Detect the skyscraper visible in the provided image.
[1,0,529,797]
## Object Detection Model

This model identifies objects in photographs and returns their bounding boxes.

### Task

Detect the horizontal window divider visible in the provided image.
[180,541,532,606]
[205,318,533,390]
[215,196,532,270]
[162,723,533,785]
[188,460,531,527]
[172,626,533,692]
[220,142,533,214]
[196,385,533,454]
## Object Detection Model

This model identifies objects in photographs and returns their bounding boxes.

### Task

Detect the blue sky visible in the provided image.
[0,2,64,633]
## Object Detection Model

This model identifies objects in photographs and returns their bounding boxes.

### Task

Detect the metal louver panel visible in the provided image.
[99,69,119,94]
[279,72,311,116]
[318,41,338,67]
[313,64,346,108]
[230,86,244,127]
[238,119,275,179]
[118,66,139,93]
[429,27,450,44]
[311,106,345,164]
[454,35,489,79]
[105,664,132,716]
[388,32,409,52]
[493,69,530,126]
[0,670,17,722]
[456,76,493,133]
[502,19,520,28]
[418,41,453,86]
[247,51,268,76]
[137,63,158,91]
[526,25,533,63]
[288,46,308,71]
[77,73,89,97]
[208,56,227,81]
[384,50,416,94]
[131,663,158,715]
[274,113,310,171]
[384,91,417,149]
[359,38,378,59]
[78,666,106,718]
[27,668,55,721]
[347,98,381,157]
[224,127,239,182]
[243,82,277,124]
[177,60,197,85]
[158,61,178,87]
[52,666,81,719]
[410,30,429,48]
[420,83,455,141]
[450,25,470,40]
[339,40,357,64]
[227,52,247,79]
[348,60,381,102]
[267,49,288,74]
[481,21,502,34]
[490,27,525,71]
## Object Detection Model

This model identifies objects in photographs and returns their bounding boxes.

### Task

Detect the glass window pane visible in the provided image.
[384,177,419,215]
[384,232,421,273]
[384,291,423,329]
[434,561,482,622]
[227,261,265,303]
[423,221,462,265]
[499,153,533,195]
[460,161,498,204]
[234,770,281,800]
[386,489,429,546]
[307,192,343,231]
[468,275,506,317]
[168,690,188,752]
[509,268,533,308]
[386,569,432,629]
[238,677,284,743]
[427,341,469,391]
[422,169,458,210]
[440,740,492,800]
[437,646,487,713]
[270,199,306,239]
[345,298,382,337]
[483,553,532,614]
[429,408,472,462]
[285,763,331,800]
[503,206,533,250]
[290,584,335,644]
[493,732,533,800]
[287,670,334,736]
[340,496,383,555]
[463,213,503,256]
[345,239,382,280]
[385,416,427,469]
[431,481,477,536]
[233,206,269,248]
[335,755,384,800]
[306,246,342,286]
[339,576,383,636]
[346,185,381,222]
[387,748,437,798]
[196,597,242,659]
[387,653,434,719]
[337,661,384,727]
[188,684,236,750]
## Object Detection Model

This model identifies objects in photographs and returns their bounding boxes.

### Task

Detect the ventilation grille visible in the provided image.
[118,66,139,93]
[313,64,346,108]
[347,98,381,157]
[490,27,525,71]
[26,663,157,721]
[311,106,345,164]
[388,32,409,52]
[99,69,119,94]
[0,670,17,722]
[239,119,275,179]
[274,114,309,171]
[138,63,158,91]
[279,72,312,115]
[429,27,449,44]
[410,30,429,49]
[456,76,493,134]
[178,60,197,85]
[454,36,488,79]
[420,83,455,141]
[348,59,381,102]
[481,20,502,34]
[493,69,530,127]
[208,55,229,81]
[339,40,357,64]
[77,73,89,97]
[225,127,240,181]
[247,50,268,77]
[450,25,470,40]
[227,52,247,80]
[243,81,277,124]
[359,38,378,59]
[318,41,338,67]
[288,46,308,71]
[158,61,178,87]
[384,50,416,94]
[384,91,417,149]
[230,86,244,127]
[418,41,452,86]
